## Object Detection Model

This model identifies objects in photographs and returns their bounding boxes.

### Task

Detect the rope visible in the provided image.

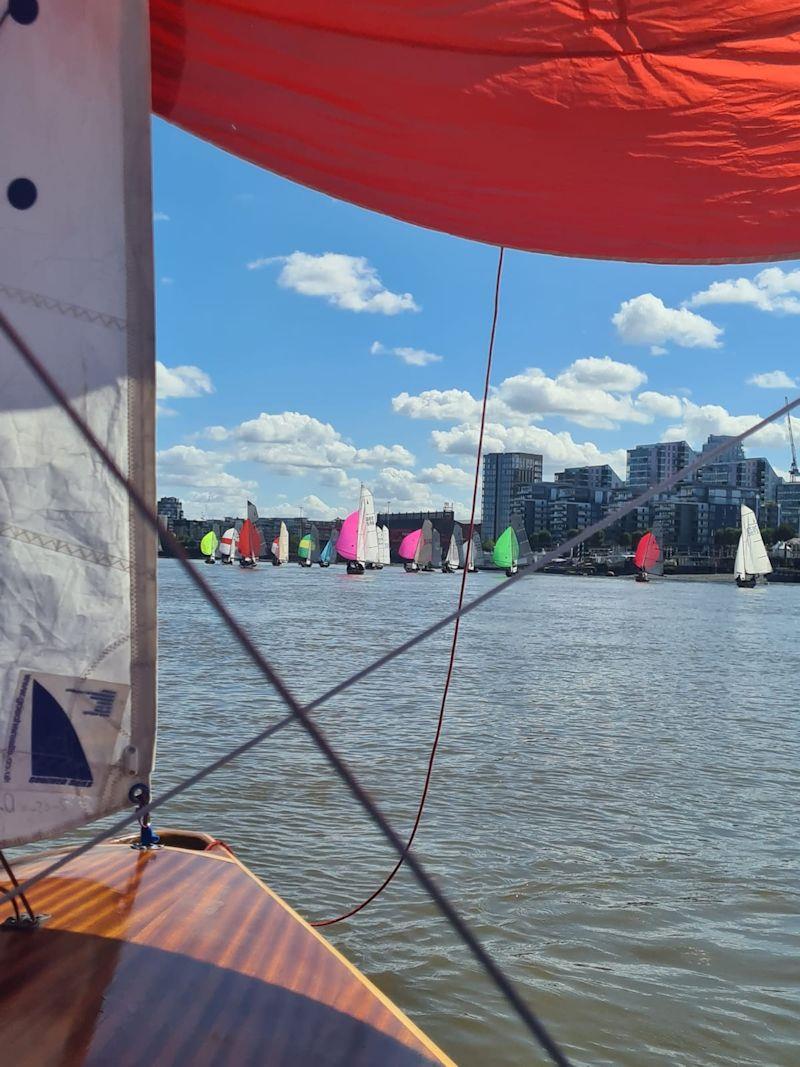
[312,247,506,927]
[0,305,571,1067]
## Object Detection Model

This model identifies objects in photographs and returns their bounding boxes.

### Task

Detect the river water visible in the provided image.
[124,562,800,1063]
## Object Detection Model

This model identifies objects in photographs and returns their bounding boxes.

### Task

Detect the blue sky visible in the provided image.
[152,117,799,520]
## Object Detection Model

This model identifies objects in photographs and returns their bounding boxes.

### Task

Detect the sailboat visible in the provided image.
[399,529,422,572]
[734,505,773,588]
[442,532,460,574]
[493,526,519,576]
[467,531,484,571]
[200,529,218,564]
[338,487,379,575]
[0,8,453,1062]
[298,531,315,567]
[361,487,382,570]
[271,521,289,566]
[510,514,533,567]
[219,526,238,565]
[319,527,338,568]
[238,517,261,568]
[633,530,663,583]
[422,527,441,573]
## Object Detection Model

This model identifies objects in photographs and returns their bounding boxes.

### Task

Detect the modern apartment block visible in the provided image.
[626,440,696,488]
[482,452,542,540]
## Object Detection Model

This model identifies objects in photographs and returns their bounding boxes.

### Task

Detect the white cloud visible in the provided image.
[252,252,419,315]
[636,391,684,419]
[157,445,257,517]
[661,400,793,451]
[371,341,442,366]
[419,463,474,488]
[153,211,170,222]
[156,362,215,401]
[372,467,437,509]
[431,421,626,480]
[612,293,723,349]
[566,356,646,392]
[688,268,800,315]
[392,389,483,423]
[748,370,798,389]
[650,346,668,356]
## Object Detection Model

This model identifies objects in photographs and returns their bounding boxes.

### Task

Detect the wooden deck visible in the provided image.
[0,836,454,1066]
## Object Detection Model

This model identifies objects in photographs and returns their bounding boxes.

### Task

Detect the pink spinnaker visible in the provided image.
[336,511,359,560]
[398,528,422,561]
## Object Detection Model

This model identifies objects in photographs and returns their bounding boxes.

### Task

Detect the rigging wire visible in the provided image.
[312,247,506,927]
[0,306,571,1067]
[1,305,798,1060]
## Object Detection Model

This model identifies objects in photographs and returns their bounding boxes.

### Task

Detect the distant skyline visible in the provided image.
[153,118,800,521]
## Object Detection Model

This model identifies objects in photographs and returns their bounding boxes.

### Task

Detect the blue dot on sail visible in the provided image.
[29,680,93,788]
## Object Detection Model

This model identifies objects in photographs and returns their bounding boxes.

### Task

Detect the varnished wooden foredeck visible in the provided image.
[0,840,454,1066]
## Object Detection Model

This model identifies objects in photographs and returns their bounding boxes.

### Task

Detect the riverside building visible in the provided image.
[482,452,542,541]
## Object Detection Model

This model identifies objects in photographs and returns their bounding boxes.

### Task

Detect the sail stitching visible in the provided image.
[0,521,130,571]
[0,281,126,331]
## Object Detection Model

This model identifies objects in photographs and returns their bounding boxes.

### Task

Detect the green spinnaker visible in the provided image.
[200,530,218,557]
[492,526,518,569]
[298,534,315,559]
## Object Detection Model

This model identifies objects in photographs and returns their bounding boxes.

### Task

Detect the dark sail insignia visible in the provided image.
[29,680,93,787]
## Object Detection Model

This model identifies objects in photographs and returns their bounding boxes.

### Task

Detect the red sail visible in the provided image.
[633,532,660,572]
[239,520,261,559]
[151,2,800,263]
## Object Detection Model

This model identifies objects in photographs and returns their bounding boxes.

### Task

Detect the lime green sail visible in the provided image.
[200,530,219,557]
[492,526,518,570]
[298,534,316,560]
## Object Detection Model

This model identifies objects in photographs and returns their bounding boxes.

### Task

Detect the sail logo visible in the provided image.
[29,678,93,787]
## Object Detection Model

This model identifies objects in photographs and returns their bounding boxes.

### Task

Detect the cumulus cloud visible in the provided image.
[418,463,474,488]
[661,401,794,451]
[688,267,800,315]
[748,370,798,389]
[250,252,419,315]
[392,389,484,423]
[157,445,257,517]
[612,293,723,349]
[371,341,442,366]
[566,356,646,392]
[153,211,170,222]
[636,391,684,419]
[156,362,215,401]
[372,467,437,509]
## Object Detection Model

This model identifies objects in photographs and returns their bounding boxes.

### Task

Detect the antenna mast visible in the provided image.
[786,395,800,482]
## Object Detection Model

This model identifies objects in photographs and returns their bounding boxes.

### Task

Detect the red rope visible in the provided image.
[312,246,506,927]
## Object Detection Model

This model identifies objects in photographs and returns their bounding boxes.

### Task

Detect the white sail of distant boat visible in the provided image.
[380,524,391,565]
[416,519,433,568]
[444,533,460,572]
[220,527,238,563]
[734,505,772,586]
[278,521,289,564]
[429,527,441,570]
[0,4,156,846]
[453,523,466,567]
[469,530,484,570]
[360,485,380,566]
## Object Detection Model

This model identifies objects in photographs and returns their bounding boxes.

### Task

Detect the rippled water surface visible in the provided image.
[141,563,799,1062]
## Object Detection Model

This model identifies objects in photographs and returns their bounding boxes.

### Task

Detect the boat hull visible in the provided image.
[0,834,452,1066]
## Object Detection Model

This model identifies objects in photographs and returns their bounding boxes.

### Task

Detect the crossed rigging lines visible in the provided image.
[1,297,798,1066]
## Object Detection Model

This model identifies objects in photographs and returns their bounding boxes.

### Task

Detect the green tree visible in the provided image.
[482,537,495,552]
[775,522,797,541]
[617,531,631,548]
[532,530,552,549]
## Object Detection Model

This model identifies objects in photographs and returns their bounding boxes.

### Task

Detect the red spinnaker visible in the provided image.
[634,532,661,572]
[239,519,261,559]
[151,1,800,263]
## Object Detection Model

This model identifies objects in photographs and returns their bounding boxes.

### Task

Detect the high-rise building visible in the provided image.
[554,464,623,490]
[699,435,745,464]
[626,440,696,488]
[777,482,800,533]
[694,435,780,506]
[482,452,542,540]
[157,496,183,528]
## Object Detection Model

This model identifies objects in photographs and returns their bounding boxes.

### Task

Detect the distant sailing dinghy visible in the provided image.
[319,527,338,567]
[219,526,238,565]
[379,524,392,566]
[633,530,663,583]
[298,531,315,568]
[272,521,289,566]
[200,529,218,564]
[423,526,440,573]
[238,519,261,568]
[361,487,382,570]
[734,505,773,588]
[493,526,519,576]
[443,532,460,573]
[399,528,422,572]
[467,531,484,571]
[338,487,380,574]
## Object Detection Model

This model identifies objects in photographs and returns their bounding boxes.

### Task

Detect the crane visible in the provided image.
[787,395,800,482]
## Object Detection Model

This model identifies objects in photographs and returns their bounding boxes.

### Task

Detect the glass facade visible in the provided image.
[482,452,542,540]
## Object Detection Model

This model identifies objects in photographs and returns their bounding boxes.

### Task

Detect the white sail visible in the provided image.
[0,5,156,846]
[380,524,391,565]
[431,527,441,567]
[278,521,289,564]
[470,531,485,568]
[446,534,460,568]
[511,513,533,566]
[737,505,772,577]
[416,519,433,566]
[453,523,466,567]
[220,527,238,560]
[360,486,380,564]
